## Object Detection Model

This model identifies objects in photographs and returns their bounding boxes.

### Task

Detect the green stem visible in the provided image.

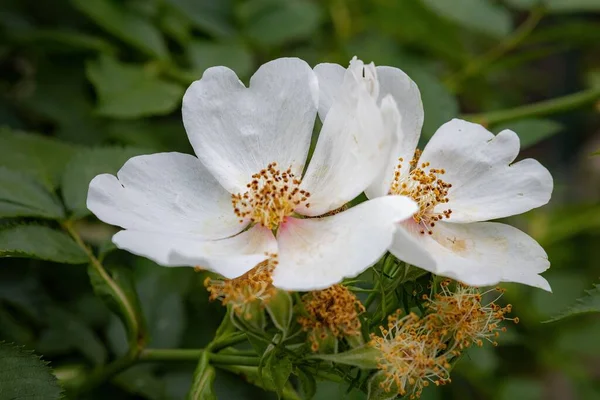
[139,348,260,366]
[72,349,138,394]
[209,332,247,352]
[462,86,600,126]
[62,220,146,395]
[445,7,545,92]
[62,220,142,346]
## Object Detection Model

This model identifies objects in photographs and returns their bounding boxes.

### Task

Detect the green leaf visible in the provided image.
[422,0,512,38]
[86,56,184,119]
[367,371,397,400]
[188,351,217,400]
[545,283,600,322]
[0,225,88,264]
[15,29,117,54]
[0,342,63,399]
[265,290,293,335]
[37,306,107,365]
[294,367,316,400]
[61,146,149,217]
[0,168,65,220]
[545,0,600,12]
[165,0,234,37]
[242,0,323,47]
[71,0,168,59]
[187,41,254,78]
[310,346,380,369]
[494,118,563,148]
[88,264,145,345]
[0,128,78,190]
[266,354,293,397]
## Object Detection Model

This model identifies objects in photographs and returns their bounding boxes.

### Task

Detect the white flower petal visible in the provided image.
[113,225,277,279]
[313,62,345,121]
[182,58,319,193]
[298,60,392,215]
[389,220,551,291]
[420,119,553,222]
[87,152,243,240]
[272,196,418,290]
[366,66,424,199]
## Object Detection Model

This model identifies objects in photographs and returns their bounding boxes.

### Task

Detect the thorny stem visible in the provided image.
[463,86,600,126]
[445,7,545,93]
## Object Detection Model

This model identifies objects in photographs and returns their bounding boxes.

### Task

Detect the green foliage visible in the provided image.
[311,346,380,369]
[71,0,169,59]
[86,56,184,119]
[422,0,512,38]
[241,0,323,47]
[265,290,293,335]
[88,263,146,347]
[0,168,64,220]
[165,0,234,38]
[367,371,396,400]
[0,342,63,399]
[545,283,600,322]
[61,146,149,217]
[0,225,88,263]
[187,41,254,79]
[0,128,78,190]
[494,118,563,148]
[188,351,217,400]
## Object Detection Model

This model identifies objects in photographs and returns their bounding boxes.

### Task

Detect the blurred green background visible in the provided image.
[1,0,599,399]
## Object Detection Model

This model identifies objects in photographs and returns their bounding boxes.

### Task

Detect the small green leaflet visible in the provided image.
[0,342,63,399]
[71,0,168,59]
[310,345,380,369]
[0,168,65,220]
[86,56,184,119]
[0,225,88,264]
[545,283,600,323]
[0,128,79,190]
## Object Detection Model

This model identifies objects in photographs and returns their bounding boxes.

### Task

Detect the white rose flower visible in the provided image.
[314,63,553,291]
[87,57,417,291]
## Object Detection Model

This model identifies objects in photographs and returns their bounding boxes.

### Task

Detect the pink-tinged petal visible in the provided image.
[273,196,417,290]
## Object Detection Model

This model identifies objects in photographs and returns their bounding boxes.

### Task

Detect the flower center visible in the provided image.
[232,162,311,230]
[389,150,452,235]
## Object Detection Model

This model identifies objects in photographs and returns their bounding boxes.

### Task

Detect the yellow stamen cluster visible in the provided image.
[370,281,515,398]
[370,312,452,398]
[389,149,452,235]
[425,280,515,349]
[204,255,278,319]
[298,285,365,352]
[232,162,311,230]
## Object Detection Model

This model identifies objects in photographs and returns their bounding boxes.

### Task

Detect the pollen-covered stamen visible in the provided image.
[232,162,311,230]
[370,311,452,398]
[298,285,365,352]
[425,280,515,349]
[389,150,453,235]
[204,254,278,319]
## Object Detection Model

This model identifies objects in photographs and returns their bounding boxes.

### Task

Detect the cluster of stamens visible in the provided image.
[204,254,278,319]
[232,163,310,230]
[298,285,365,352]
[389,150,453,235]
[370,281,515,398]
[424,280,516,349]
